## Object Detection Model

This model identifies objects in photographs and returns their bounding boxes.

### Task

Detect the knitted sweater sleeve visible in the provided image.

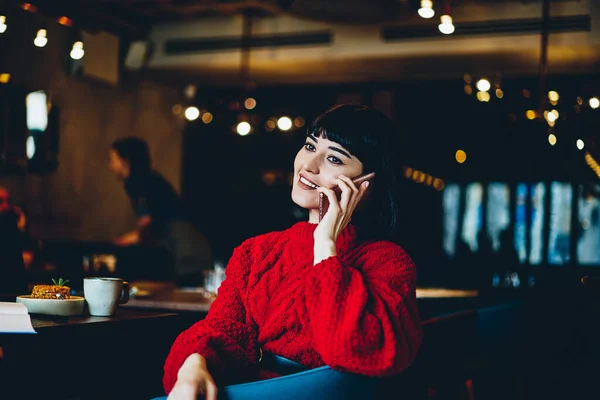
[301,241,422,377]
[162,241,258,394]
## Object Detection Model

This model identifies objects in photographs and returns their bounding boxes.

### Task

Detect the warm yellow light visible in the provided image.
[57,16,73,27]
[577,139,584,150]
[184,106,200,121]
[34,29,48,47]
[590,97,600,109]
[495,88,504,99]
[455,150,467,164]
[21,3,37,12]
[526,110,536,120]
[0,16,7,34]
[237,121,251,136]
[476,79,491,92]
[0,73,10,83]
[201,112,213,124]
[277,116,292,131]
[464,85,473,95]
[548,91,559,102]
[265,119,276,131]
[70,41,84,60]
[171,104,183,115]
[576,97,583,105]
[548,134,557,146]
[294,117,305,127]
[418,0,435,18]
[438,15,455,34]
[244,98,256,110]
[476,91,490,102]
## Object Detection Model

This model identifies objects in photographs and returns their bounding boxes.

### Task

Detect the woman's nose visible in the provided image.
[303,155,320,174]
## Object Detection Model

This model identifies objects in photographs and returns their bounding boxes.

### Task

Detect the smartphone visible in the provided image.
[319,172,376,222]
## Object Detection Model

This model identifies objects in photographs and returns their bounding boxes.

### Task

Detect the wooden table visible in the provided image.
[122,287,479,313]
[124,290,214,312]
[0,309,188,400]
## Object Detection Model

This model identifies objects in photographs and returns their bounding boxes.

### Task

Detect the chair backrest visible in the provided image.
[219,365,377,400]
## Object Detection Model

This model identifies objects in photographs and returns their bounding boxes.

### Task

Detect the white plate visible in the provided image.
[16,295,86,316]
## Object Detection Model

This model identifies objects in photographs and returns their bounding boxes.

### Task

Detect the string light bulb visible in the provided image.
[277,117,292,131]
[237,121,251,136]
[0,16,7,34]
[70,41,84,60]
[438,15,455,34]
[476,79,491,92]
[438,2,454,35]
[590,97,600,109]
[548,91,559,102]
[34,29,47,47]
[184,106,200,121]
[418,0,435,19]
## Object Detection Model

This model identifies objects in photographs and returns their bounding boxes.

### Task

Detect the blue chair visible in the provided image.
[153,353,378,400]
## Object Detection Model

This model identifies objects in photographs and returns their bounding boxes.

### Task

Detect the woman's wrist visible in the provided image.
[313,239,337,265]
[179,353,207,376]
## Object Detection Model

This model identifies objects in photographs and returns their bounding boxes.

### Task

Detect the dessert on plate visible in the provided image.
[31,278,71,300]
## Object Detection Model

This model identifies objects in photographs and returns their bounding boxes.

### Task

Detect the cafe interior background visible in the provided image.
[1,0,600,397]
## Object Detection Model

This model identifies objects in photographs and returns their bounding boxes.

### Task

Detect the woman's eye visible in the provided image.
[304,143,315,152]
[327,156,343,165]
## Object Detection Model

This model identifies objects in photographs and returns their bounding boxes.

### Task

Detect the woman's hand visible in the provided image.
[167,353,218,400]
[313,175,369,265]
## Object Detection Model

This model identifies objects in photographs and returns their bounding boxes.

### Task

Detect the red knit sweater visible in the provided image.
[162,222,422,394]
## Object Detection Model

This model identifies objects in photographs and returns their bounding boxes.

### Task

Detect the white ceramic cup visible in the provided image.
[83,277,129,316]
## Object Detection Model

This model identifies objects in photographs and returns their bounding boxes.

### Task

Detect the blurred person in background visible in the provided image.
[109,137,213,287]
[0,186,28,295]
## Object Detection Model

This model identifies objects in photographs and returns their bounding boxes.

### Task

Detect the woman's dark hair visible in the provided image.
[307,104,405,241]
[111,137,151,172]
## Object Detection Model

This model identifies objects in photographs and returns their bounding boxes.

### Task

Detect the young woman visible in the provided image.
[162,104,422,399]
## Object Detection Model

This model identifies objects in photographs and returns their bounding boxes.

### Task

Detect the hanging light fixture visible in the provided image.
[438,1,455,34]
[34,28,47,47]
[70,41,84,60]
[418,0,435,19]
[0,16,7,34]
[439,15,455,34]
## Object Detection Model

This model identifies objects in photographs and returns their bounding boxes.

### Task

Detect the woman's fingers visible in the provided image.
[337,175,364,224]
[205,377,218,400]
[352,181,370,211]
[335,176,354,214]
[317,186,340,220]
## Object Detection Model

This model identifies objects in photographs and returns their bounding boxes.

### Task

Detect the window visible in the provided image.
[461,183,483,252]
[487,183,510,252]
[577,186,600,265]
[548,182,572,265]
[442,183,461,257]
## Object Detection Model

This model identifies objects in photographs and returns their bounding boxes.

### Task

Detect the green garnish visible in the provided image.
[52,278,70,287]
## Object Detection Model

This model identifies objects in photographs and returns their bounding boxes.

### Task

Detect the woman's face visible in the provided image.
[108,149,130,180]
[292,134,363,219]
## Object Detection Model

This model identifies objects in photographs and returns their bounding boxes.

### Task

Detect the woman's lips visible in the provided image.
[298,174,319,190]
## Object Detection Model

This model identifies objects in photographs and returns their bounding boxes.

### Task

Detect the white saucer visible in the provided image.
[16,295,86,316]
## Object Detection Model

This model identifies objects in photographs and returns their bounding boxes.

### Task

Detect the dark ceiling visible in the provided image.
[6,0,551,36]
